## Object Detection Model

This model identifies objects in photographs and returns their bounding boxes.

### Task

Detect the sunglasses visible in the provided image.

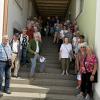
[81,46,85,48]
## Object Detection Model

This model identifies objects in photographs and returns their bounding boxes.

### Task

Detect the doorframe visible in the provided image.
[3,0,9,35]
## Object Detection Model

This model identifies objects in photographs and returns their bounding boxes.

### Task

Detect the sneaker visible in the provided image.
[66,70,69,76]
[12,75,19,78]
[76,86,80,89]
[85,94,91,100]
[5,90,11,94]
[0,91,3,97]
[77,93,84,100]
[61,70,65,75]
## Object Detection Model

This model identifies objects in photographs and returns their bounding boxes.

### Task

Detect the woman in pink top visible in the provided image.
[77,46,97,100]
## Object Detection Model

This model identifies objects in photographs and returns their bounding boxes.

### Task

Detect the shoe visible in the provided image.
[12,75,19,78]
[5,90,11,94]
[85,94,91,100]
[76,86,80,89]
[77,93,84,100]
[66,70,69,76]
[0,91,3,97]
[61,70,65,75]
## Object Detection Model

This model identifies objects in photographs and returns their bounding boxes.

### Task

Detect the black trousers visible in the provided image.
[58,39,63,52]
[81,73,92,94]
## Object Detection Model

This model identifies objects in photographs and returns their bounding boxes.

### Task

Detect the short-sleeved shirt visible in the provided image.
[85,55,97,73]
[80,54,97,73]
[60,43,72,58]
[0,43,12,61]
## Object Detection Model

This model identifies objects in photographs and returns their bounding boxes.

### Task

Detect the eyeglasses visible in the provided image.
[81,46,85,48]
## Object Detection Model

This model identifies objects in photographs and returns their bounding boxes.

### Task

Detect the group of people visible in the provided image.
[0,16,98,100]
[49,18,97,100]
[0,16,45,97]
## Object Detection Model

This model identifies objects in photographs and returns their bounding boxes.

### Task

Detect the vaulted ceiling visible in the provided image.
[34,0,71,17]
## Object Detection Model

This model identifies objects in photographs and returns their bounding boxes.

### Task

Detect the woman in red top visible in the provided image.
[77,46,97,100]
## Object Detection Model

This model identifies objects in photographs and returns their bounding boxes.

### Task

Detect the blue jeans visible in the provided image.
[30,54,40,76]
[0,62,11,91]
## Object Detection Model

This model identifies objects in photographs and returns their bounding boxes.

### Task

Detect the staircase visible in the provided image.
[1,37,78,100]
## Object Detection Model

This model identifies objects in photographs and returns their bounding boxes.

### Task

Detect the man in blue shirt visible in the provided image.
[0,35,12,97]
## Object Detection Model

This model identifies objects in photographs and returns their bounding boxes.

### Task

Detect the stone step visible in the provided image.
[11,78,30,84]
[35,73,76,80]
[45,57,59,61]
[43,53,59,57]
[45,63,60,68]
[42,50,58,53]
[9,84,78,95]
[19,73,76,80]
[31,79,76,87]
[44,56,59,60]
[43,47,57,49]
[46,60,60,64]
[11,78,76,87]
[19,66,61,74]
[44,67,61,74]
[42,45,57,48]
[1,92,77,100]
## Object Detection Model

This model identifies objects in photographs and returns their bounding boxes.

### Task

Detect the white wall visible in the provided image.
[0,0,4,43]
[68,0,76,21]
[7,0,35,37]
[28,0,33,17]
[94,0,100,99]
[76,0,81,18]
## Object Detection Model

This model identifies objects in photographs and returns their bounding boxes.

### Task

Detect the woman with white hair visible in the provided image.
[34,26,42,42]
[77,46,97,100]
[60,37,72,75]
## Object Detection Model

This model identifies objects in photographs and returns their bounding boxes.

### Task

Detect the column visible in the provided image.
[0,0,4,43]
[94,0,100,99]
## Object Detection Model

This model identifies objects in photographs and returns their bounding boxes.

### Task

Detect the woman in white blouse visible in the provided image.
[60,37,72,75]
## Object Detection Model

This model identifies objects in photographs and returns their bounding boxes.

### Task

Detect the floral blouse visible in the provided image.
[85,55,97,73]
[79,54,97,73]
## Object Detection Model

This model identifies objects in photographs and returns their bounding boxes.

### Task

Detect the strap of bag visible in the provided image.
[65,45,73,57]
[1,44,9,60]
[83,55,88,73]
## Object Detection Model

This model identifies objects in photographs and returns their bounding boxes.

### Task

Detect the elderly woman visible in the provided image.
[77,46,97,100]
[60,37,72,75]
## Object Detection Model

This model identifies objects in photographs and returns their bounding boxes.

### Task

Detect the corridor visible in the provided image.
[0,0,100,100]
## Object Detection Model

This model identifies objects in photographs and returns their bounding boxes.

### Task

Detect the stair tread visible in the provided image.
[2,92,77,100]
[6,37,77,100]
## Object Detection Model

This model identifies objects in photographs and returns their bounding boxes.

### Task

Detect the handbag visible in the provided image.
[6,59,12,67]
[65,45,74,61]
[84,55,97,83]
[2,44,12,67]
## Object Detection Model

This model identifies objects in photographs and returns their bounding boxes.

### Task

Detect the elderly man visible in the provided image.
[28,34,42,77]
[0,35,12,97]
[10,34,20,77]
